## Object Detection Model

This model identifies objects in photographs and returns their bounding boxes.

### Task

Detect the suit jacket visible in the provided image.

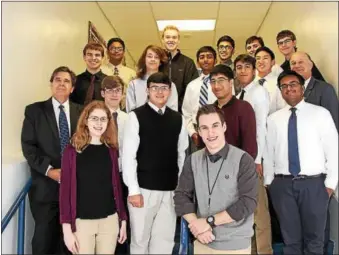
[304,77,339,131]
[21,98,82,202]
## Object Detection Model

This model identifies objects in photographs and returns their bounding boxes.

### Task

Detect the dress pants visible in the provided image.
[29,197,69,255]
[194,241,251,254]
[128,188,176,254]
[269,176,329,255]
[252,177,273,254]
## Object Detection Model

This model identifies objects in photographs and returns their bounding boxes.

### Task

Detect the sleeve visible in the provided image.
[125,80,136,113]
[320,110,339,190]
[263,117,276,186]
[177,116,189,176]
[167,82,179,111]
[226,153,258,221]
[320,84,339,132]
[182,82,197,137]
[239,103,258,160]
[253,90,270,164]
[174,155,196,216]
[179,59,199,109]
[122,112,141,196]
[21,105,52,175]
[59,146,72,224]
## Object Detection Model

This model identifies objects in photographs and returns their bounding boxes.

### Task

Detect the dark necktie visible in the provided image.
[199,76,209,106]
[158,109,163,115]
[84,75,95,105]
[114,67,119,76]
[112,112,118,132]
[239,90,246,100]
[208,154,222,163]
[258,78,266,86]
[59,105,70,154]
[288,108,301,176]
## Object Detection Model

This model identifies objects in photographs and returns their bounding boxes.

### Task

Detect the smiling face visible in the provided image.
[246,39,262,57]
[255,50,274,76]
[290,52,313,80]
[279,75,304,107]
[162,29,180,52]
[210,73,233,100]
[87,108,108,139]
[50,71,74,102]
[147,82,171,108]
[218,41,234,62]
[198,113,226,151]
[235,61,255,86]
[83,49,103,72]
[145,49,161,73]
[198,51,216,74]
[277,36,296,57]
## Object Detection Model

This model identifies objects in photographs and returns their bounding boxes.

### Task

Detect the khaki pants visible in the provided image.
[74,213,119,254]
[194,240,251,254]
[252,177,273,254]
[128,188,176,254]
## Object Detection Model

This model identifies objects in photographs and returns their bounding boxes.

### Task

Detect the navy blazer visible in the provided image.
[304,77,338,131]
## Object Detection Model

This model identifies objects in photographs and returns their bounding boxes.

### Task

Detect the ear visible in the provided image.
[70,86,74,94]
[101,90,105,98]
[272,59,276,66]
[222,122,227,133]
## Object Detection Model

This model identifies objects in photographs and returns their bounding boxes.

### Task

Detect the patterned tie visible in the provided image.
[199,76,209,106]
[239,90,246,100]
[158,109,163,115]
[114,67,119,76]
[59,105,70,154]
[288,108,301,176]
[112,112,118,133]
[258,78,266,86]
[84,75,95,105]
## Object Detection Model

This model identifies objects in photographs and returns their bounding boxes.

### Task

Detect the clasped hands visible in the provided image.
[188,218,215,244]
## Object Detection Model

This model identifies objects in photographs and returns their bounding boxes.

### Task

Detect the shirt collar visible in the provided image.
[221,58,233,67]
[148,102,166,114]
[304,77,311,89]
[214,96,236,109]
[256,71,274,81]
[52,97,70,112]
[107,62,123,69]
[205,143,229,162]
[109,107,121,115]
[243,80,256,92]
[85,69,103,79]
[285,99,306,111]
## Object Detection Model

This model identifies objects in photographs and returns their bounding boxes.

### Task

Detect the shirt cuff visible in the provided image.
[325,177,338,191]
[254,156,262,164]
[45,165,53,176]
[128,184,141,196]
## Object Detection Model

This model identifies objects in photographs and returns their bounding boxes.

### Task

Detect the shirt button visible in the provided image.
[225,174,229,179]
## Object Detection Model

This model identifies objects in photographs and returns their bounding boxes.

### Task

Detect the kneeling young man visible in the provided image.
[174,105,258,254]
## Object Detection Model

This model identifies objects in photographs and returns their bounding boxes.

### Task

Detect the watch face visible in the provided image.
[207,216,213,223]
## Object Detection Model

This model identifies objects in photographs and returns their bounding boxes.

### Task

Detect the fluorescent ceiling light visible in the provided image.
[157,20,216,31]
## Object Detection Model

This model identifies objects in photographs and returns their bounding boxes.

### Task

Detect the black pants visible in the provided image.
[29,197,70,255]
[269,176,329,255]
[115,172,130,254]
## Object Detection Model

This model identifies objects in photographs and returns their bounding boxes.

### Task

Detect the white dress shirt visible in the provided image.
[125,77,178,113]
[304,77,311,90]
[47,98,71,174]
[255,72,286,115]
[122,102,188,196]
[237,81,270,164]
[110,108,128,172]
[264,100,338,190]
[182,74,217,137]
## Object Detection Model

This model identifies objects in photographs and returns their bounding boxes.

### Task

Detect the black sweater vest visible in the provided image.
[134,104,182,191]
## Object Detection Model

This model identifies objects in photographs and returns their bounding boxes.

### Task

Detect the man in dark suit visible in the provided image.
[290,51,338,131]
[21,66,82,254]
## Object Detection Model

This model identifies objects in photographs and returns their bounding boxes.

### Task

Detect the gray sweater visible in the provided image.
[174,144,258,250]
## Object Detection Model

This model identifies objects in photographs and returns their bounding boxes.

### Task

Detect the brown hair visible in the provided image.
[49,66,77,87]
[70,101,118,152]
[101,75,126,94]
[136,45,168,79]
[83,42,105,57]
[196,104,225,127]
[162,25,180,38]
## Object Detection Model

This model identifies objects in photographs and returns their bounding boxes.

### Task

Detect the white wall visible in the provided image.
[257,2,338,92]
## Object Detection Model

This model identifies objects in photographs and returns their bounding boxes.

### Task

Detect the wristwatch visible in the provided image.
[206,215,216,228]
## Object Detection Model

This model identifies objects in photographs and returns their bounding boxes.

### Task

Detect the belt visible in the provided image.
[274,173,325,180]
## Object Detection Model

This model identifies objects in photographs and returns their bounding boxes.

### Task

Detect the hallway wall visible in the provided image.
[257,2,338,92]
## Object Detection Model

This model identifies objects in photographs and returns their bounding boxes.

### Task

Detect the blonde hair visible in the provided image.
[162,25,180,39]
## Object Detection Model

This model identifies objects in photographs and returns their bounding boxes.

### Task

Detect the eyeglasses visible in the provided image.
[109,47,124,53]
[88,116,108,123]
[277,38,292,46]
[149,86,170,92]
[279,81,301,90]
[218,45,233,51]
[104,88,122,94]
[210,77,229,86]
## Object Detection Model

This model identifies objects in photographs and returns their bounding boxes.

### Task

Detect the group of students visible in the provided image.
[20,24,338,255]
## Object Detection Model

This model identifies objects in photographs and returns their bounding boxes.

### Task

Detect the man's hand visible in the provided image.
[255,164,263,177]
[188,218,211,237]
[128,194,144,208]
[192,133,201,147]
[196,230,215,244]
[326,188,334,197]
[47,168,61,182]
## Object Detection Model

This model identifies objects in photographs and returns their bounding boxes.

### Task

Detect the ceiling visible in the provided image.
[98,1,272,66]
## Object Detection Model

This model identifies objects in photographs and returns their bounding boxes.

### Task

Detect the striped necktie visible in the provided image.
[258,78,266,86]
[199,76,209,106]
[59,105,70,154]
[114,67,119,76]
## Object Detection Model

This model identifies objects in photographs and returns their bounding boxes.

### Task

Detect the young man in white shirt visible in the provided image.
[122,72,188,254]
[234,54,272,255]
[182,46,217,151]
[264,70,338,255]
[254,46,286,114]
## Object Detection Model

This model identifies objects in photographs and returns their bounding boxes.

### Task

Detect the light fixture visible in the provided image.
[156,20,216,31]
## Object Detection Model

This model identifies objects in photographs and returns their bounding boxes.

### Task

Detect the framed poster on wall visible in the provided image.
[88,21,107,50]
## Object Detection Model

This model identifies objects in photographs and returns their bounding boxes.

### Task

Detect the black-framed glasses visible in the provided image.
[88,116,108,123]
[210,77,229,85]
[149,86,170,92]
[279,81,301,90]
[218,45,233,51]
[104,87,122,94]
[109,47,124,53]
[277,38,292,46]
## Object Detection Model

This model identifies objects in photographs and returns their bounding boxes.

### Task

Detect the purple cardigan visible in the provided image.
[59,144,128,232]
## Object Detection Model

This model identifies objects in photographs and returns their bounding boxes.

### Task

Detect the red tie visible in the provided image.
[84,75,95,105]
